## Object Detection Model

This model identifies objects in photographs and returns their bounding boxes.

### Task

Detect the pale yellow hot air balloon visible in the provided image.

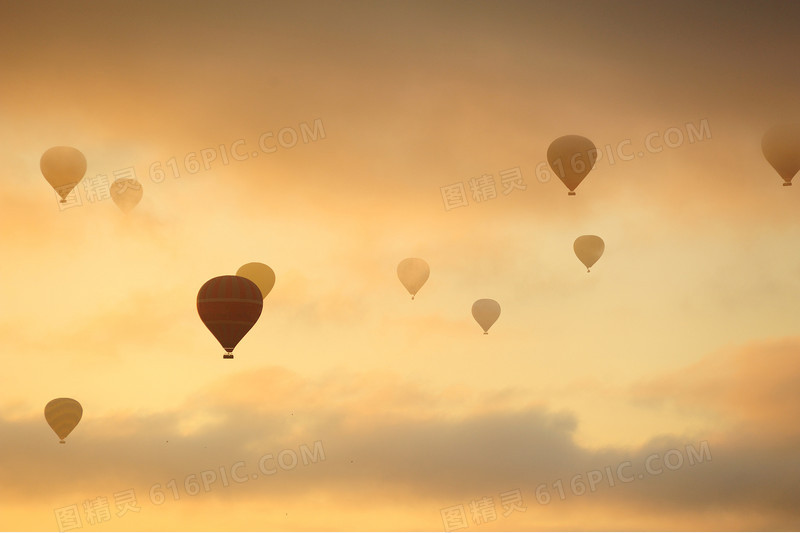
[574,235,605,272]
[110,178,143,213]
[397,258,429,300]
[472,299,501,334]
[236,262,276,299]
[40,146,87,203]
[762,124,800,186]
[44,398,83,444]
[547,135,598,196]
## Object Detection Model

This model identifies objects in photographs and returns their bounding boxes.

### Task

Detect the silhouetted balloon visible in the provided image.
[472,299,501,334]
[236,263,275,299]
[40,146,87,202]
[547,135,598,195]
[762,124,800,186]
[397,258,429,300]
[574,235,605,272]
[110,178,143,213]
[197,276,263,359]
[44,398,82,444]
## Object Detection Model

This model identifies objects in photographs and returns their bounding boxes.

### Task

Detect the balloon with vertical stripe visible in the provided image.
[236,262,276,299]
[197,275,263,359]
[397,258,429,300]
[44,398,83,444]
[472,299,501,334]
[110,178,143,213]
[40,146,87,203]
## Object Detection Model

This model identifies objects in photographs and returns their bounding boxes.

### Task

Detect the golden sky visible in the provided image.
[1,0,800,530]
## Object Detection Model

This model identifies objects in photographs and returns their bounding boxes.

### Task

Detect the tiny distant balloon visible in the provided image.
[110,178,143,213]
[44,398,83,444]
[197,275,263,359]
[762,124,800,186]
[547,135,598,196]
[397,258,429,300]
[472,299,501,334]
[40,146,87,202]
[574,235,605,272]
[236,263,276,299]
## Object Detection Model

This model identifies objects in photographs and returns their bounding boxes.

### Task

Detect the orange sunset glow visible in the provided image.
[2,1,800,531]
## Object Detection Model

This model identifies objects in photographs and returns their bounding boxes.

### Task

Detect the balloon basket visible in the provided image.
[783,182,792,186]
[59,440,65,444]
[568,192,576,196]
[223,353,234,359]
[483,332,488,335]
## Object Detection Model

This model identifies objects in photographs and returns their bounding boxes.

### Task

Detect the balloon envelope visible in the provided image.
[397,258,429,300]
[44,398,83,443]
[197,275,263,358]
[762,124,800,186]
[574,235,605,272]
[472,299,501,334]
[547,135,597,195]
[236,263,276,299]
[110,178,143,213]
[40,146,87,201]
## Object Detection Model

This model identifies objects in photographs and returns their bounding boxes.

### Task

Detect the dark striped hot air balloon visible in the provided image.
[44,398,83,444]
[197,275,263,359]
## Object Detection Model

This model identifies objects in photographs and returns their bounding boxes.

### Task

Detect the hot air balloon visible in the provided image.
[110,178,143,213]
[762,124,800,186]
[40,146,87,203]
[472,299,501,334]
[547,135,598,195]
[44,398,82,444]
[197,275,263,359]
[397,258,429,300]
[236,262,276,299]
[574,235,605,272]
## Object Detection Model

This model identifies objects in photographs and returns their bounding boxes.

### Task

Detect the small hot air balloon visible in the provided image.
[762,124,800,186]
[110,178,143,213]
[397,258,429,300]
[44,398,83,444]
[574,235,605,272]
[547,135,598,196]
[236,262,276,299]
[40,146,87,203]
[197,275,263,359]
[472,299,501,334]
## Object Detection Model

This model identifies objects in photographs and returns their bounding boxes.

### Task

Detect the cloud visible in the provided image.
[3,343,800,529]
[632,337,800,440]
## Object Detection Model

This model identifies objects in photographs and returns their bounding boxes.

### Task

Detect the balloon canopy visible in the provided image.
[472,299,501,334]
[44,398,83,444]
[110,178,143,213]
[397,258,430,300]
[40,146,87,202]
[762,124,800,186]
[236,263,276,299]
[574,235,605,272]
[547,135,598,195]
[197,275,263,359]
